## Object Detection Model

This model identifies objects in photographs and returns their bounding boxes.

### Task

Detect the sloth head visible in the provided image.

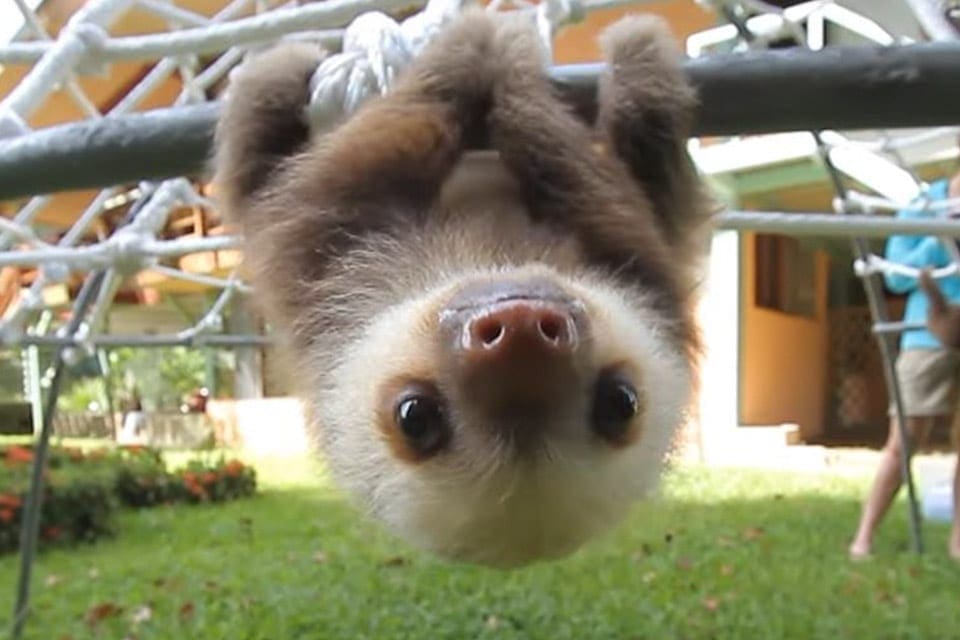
[212,12,707,568]
[315,262,692,568]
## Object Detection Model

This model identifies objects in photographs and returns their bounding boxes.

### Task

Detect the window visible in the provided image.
[754,233,817,318]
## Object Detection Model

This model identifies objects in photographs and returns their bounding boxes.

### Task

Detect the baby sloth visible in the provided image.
[214,10,713,567]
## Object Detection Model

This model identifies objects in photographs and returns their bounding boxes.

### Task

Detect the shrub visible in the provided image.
[0,443,258,554]
[174,457,257,504]
[112,446,178,508]
[113,447,257,507]
[0,444,118,554]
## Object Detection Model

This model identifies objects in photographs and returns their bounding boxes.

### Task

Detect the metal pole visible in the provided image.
[3,41,960,199]
[11,270,106,639]
[97,347,117,436]
[6,333,275,348]
[716,211,960,238]
[5,213,960,272]
[814,132,924,554]
[22,312,52,435]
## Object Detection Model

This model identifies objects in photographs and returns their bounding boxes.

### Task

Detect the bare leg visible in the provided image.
[849,416,934,558]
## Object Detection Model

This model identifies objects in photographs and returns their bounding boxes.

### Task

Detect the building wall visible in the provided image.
[552,1,716,64]
[739,232,831,440]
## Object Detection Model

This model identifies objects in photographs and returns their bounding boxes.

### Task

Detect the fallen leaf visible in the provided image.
[742,526,765,541]
[44,574,61,587]
[85,602,122,627]
[152,576,183,591]
[312,551,328,564]
[485,615,501,630]
[131,605,152,624]
[88,568,101,579]
[842,580,862,596]
[720,564,734,576]
[642,571,656,584]
[703,597,720,611]
[178,601,195,621]
[380,556,409,568]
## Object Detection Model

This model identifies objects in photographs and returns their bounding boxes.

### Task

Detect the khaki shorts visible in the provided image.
[890,349,960,417]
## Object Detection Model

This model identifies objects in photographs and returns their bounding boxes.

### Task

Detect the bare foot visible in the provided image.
[849,540,872,561]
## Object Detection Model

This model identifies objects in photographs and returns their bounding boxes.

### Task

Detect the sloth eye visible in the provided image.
[394,391,450,456]
[590,371,640,442]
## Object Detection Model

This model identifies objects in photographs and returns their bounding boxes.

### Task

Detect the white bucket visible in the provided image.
[917,455,955,524]
[921,480,954,523]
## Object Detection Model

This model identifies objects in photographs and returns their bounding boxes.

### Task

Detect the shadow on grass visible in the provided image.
[1,465,958,640]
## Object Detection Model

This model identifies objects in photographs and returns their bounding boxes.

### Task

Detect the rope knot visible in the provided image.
[306,0,471,131]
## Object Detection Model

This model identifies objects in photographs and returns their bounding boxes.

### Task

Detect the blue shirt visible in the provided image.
[884,179,960,350]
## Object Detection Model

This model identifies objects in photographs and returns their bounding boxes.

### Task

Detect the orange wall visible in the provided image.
[552,1,717,63]
[740,233,831,440]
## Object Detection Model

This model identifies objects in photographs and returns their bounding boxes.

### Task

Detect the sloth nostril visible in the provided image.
[461,300,578,357]
[475,319,505,347]
[538,316,563,344]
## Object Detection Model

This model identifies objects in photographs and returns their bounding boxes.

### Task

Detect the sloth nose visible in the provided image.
[462,300,578,359]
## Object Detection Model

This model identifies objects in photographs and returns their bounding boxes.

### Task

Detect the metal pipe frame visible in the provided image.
[10,332,273,347]
[3,211,960,270]
[4,211,960,269]
[2,40,960,200]
[716,211,960,238]
[0,0,418,65]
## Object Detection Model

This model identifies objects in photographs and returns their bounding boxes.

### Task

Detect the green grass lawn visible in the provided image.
[2,453,958,639]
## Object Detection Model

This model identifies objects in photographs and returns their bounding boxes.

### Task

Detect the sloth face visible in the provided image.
[315,264,692,567]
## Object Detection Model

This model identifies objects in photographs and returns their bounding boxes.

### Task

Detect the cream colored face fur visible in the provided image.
[315,264,692,568]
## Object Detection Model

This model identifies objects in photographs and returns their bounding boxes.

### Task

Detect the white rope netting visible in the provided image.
[0,0,958,359]
[0,0,597,355]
